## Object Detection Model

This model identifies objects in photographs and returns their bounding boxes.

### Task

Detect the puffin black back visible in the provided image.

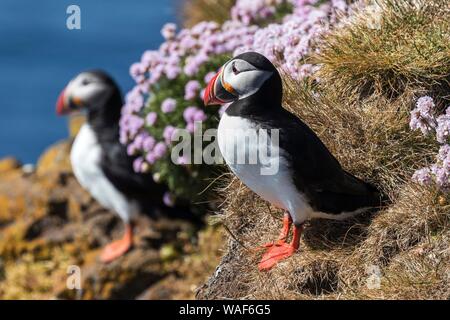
[84,70,123,139]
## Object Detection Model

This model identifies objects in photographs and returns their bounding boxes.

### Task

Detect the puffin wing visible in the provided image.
[100,142,166,205]
[265,108,380,213]
[101,142,195,221]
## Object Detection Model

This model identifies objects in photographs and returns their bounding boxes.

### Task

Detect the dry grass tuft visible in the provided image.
[180,0,235,28]
[316,0,450,103]
[198,0,450,300]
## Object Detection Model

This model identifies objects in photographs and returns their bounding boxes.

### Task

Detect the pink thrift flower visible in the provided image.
[204,71,216,84]
[127,144,138,156]
[133,157,144,173]
[193,109,207,122]
[163,125,176,144]
[142,135,156,151]
[153,142,168,158]
[145,152,157,164]
[183,106,199,123]
[410,96,436,135]
[412,168,432,186]
[161,98,177,113]
[186,122,195,133]
[161,23,177,40]
[184,80,201,100]
[165,65,181,79]
[146,112,157,126]
[176,155,190,165]
[436,109,450,144]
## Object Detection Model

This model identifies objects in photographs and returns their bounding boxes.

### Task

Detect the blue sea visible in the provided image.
[0,0,179,163]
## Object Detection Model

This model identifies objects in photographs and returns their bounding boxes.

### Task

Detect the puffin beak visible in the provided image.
[203,67,237,106]
[56,88,68,115]
[56,88,83,115]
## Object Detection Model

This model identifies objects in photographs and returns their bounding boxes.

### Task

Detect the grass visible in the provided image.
[179,0,235,28]
[198,0,450,300]
[316,0,450,103]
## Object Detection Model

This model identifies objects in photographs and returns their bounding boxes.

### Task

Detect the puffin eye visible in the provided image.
[231,62,240,75]
[81,78,90,86]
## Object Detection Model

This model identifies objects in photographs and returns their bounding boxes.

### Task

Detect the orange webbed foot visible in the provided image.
[258,242,296,271]
[254,214,291,251]
[100,224,132,263]
[259,239,286,248]
[257,221,303,271]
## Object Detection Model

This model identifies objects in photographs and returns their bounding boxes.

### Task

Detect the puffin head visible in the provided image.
[56,70,120,116]
[203,52,282,107]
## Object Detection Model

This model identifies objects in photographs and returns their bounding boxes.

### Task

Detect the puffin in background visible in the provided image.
[204,52,381,271]
[56,70,168,263]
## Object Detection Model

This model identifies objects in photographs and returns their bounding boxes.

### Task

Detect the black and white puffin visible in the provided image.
[56,70,168,263]
[204,52,381,271]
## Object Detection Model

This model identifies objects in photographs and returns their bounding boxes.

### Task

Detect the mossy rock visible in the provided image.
[0,157,21,174]
[36,141,72,177]
[68,114,86,138]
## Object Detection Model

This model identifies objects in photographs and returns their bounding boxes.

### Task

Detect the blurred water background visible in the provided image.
[0,0,178,163]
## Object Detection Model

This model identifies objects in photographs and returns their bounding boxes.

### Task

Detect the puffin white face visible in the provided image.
[56,72,113,115]
[203,58,273,106]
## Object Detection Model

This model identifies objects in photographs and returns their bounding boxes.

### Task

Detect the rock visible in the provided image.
[0,171,27,225]
[0,137,223,299]
[0,99,224,299]
[69,114,86,138]
[160,244,179,262]
[137,275,179,300]
[0,157,21,174]
[36,140,72,178]
[0,257,5,281]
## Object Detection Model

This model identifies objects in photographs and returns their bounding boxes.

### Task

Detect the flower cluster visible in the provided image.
[119,0,357,206]
[234,0,350,80]
[409,96,436,134]
[231,0,294,25]
[410,96,450,192]
[119,18,263,206]
[436,108,450,144]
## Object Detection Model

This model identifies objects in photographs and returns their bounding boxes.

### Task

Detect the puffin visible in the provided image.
[203,52,381,271]
[56,70,169,263]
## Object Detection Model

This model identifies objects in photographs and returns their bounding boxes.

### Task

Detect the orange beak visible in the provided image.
[203,67,238,106]
[203,70,224,106]
[56,88,83,115]
[56,88,67,115]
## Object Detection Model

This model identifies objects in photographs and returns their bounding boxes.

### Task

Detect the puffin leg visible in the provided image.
[261,213,292,248]
[258,223,303,271]
[100,223,133,263]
